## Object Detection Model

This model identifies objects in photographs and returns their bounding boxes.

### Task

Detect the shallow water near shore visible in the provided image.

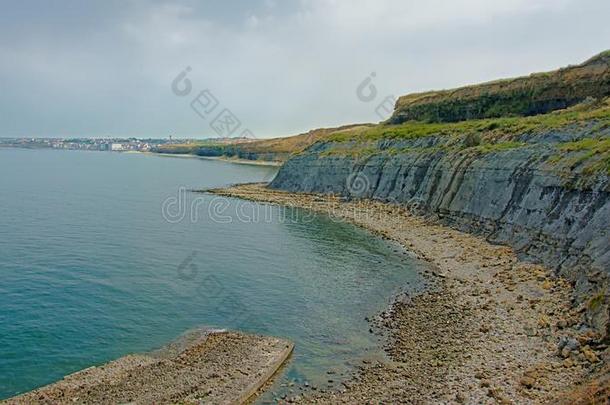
[0,148,424,399]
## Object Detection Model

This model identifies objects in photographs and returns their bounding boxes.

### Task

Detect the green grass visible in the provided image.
[588,292,606,312]
[326,100,610,144]
[559,137,610,152]
[468,141,527,154]
[319,140,527,159]
[554,138,610,176]
[319,146,378,159]
[319,99,610,176]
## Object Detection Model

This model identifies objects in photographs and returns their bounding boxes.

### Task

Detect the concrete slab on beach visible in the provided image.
[4,330,293,405]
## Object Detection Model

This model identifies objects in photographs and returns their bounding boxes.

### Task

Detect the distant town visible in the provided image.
[0,136,256,152]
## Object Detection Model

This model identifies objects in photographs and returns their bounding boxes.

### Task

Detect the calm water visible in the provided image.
[0,148,424,399]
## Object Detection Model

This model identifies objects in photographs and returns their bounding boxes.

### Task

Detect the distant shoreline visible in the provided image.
[0,147,283,167]
[150,152,283,167]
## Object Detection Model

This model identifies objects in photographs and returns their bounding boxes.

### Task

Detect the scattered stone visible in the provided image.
[5,331,294,405]
[538,315,551,328]
[524,325,537,337]
[558,336,581,358]
[208,184,601,405]
[520,376,536,389]
[581,346,600,363]
[561,347,572,358]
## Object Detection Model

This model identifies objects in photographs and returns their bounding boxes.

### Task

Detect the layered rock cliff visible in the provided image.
[272,123,610,288]
[389,51,610,124]
[270,53,610,338]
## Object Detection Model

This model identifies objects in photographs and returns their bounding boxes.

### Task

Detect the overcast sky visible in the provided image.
[1,0,609,138]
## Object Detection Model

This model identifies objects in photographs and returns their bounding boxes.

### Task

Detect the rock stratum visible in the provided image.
[210,183,609,404]
[4,330,293,405]
[389,51,610,124]
[270,52,610,340]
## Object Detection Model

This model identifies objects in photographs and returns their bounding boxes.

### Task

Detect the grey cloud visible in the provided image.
[0,0,609,138]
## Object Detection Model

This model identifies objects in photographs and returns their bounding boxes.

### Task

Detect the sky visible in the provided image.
[1,0,609,139]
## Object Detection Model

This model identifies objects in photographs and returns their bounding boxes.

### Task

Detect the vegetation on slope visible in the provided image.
[154,51,610,175]
[389,50,610,124]
[553,137,610,176]
[152,124,372,162]
[328,98,610,143]
[319,98,610,176]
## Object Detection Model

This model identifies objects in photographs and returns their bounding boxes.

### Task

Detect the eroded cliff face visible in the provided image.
[270,52,610,337]
[270,126,610,336]
[389,51,610,124]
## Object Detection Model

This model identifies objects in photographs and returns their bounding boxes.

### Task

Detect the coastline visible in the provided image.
[150,152,283,167]
[208,183,609,404]
[0,148,282,167]
[3,330,293,405]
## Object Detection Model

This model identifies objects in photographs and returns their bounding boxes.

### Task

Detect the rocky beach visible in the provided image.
[209,184,609,404]
[3,330,293,405]
[3,49,609,405]
[3,3,609,404]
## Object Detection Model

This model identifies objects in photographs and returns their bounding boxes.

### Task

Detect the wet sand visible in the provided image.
[208,183,608,404]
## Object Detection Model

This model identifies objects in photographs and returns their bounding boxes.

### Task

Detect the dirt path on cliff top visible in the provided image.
[209,184,608,405]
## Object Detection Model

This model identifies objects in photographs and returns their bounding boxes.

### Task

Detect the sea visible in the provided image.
[0,148,424,399]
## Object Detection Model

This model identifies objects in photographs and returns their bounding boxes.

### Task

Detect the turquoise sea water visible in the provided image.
[0,148,423,399]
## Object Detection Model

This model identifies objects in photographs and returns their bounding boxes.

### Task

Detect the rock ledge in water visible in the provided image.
[4,330,293,405]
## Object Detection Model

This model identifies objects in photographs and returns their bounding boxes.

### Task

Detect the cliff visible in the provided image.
[153,124,372,162]
[270,53,610,339]
[389,51,610,124]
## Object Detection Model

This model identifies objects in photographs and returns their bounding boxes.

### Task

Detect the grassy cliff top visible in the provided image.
[153,124,373,158]
[227,124,373,154]
[156,52,610,171]
[389,51,610,124]
[328,98,610,143]
[322,99,610,177]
